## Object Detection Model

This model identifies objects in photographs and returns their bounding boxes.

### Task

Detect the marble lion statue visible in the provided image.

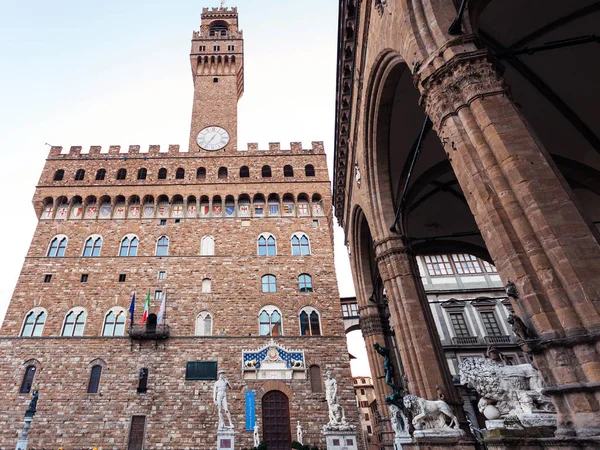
[403,394,460,430]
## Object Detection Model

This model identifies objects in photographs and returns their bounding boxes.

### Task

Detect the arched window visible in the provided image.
[258,233,276,256]
[62,309,87,336]
[200,235,215,256]
[116,168,127,180]
[119,235,139,257]
[96,168,106,180]
[156,236,169,256]
[87,365,102,393]
[195,311,213,336]
[261,274,277,293]
[54,169,64,181]
[20,366,37,393]
[218,167,228,179]
[305,164,315,177]
[298,274,313,292]
[137,168,147,180]
[176,168,185,179]
[75,169,85,181]
[197,167,206,180]
[21,310,47,337]
[158,168,167,179]
[47,235,67,257]
[202,278,212,293]
[284,165,294,177]
[291,233,311,256]
[259,306,282,336]
[310,365,322,392]
[262,165,272,178]
[240,166,250,178]
[299,307,321,336]
[83,236,103,257]
[102,309,127,336]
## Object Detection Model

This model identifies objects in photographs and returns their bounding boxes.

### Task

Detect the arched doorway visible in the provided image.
[262,390,291,449]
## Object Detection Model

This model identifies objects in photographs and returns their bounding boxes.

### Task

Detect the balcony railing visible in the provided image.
[485,335,513,345]
[128,324,170,340]
[452,336,480,345]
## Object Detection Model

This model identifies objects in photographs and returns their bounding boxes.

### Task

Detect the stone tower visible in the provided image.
[0,6,360,450]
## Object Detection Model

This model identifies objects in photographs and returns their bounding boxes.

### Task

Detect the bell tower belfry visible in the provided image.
[189,7,244,152]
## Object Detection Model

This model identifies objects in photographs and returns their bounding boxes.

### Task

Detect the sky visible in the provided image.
[0,1,371,376]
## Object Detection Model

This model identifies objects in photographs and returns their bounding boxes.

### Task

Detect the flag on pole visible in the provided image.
[157,290,166,325]
[128,291,136,328]
[141,291,151,326]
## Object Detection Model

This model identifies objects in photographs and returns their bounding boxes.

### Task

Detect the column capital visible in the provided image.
[359,312,385,338]
[418,50,508,129]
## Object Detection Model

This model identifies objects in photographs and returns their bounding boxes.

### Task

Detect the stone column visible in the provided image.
[419,50,600,437]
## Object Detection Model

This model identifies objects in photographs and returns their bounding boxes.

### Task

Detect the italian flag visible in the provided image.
[141,291,151,326]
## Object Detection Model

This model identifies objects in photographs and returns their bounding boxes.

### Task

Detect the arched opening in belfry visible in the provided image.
[209,20,229,37]
[473,0,600,240]
[368,55,490,260]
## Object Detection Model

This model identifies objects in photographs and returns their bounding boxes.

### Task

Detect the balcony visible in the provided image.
[128,324,170,340]
[485,335,513,345]
[452,336,480,345]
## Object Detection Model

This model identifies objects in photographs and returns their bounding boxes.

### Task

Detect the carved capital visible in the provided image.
[419,51,508,128]
[360,313,385,337]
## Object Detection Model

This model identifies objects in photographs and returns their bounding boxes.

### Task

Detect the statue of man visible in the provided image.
[253,424,260,447]
[296,421,303,444]
[374,343,396,391]
[25,390,39,418]
[325,370,338,407]
[213,371,234,429]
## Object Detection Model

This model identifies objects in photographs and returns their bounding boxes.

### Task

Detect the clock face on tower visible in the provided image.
[197,126,230,151]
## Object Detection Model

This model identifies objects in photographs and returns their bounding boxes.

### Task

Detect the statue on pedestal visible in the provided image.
[323,371,354,431]
[253,424,260,447]
[373,343,398,392]
[296,421,303,444]
[213,371,234,429]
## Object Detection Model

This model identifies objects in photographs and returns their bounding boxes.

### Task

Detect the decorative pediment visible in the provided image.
[242,339,306,380]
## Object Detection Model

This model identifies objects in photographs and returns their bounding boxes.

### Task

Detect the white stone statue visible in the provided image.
[213,370,234,429]
[323,371,354,431]
[402,394,460,430]
[388,404,410,438]
[253,424,260,447]
[296,421,303,444]
[459,357,555,419]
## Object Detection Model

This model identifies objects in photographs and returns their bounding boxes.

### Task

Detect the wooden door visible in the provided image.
[128,415,146,450]
[262,390,291,449]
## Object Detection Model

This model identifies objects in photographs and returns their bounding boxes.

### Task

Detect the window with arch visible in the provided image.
[176,168,185,179]
[75,169,85,181]
[197,167,206,180]
[218,167,228,179]
[299,307,321,336]
[119,235,139,257]
[309,365,322,392]
[262,165,272,177]
[305,164,315,177]
[137,168,147,180]
[21,310,46,337]
[158,168,167,179]
[291,233,311,256]
[195,311,213,336]
[102,309,127,336]
[259,306,282,336]
[240,166,249,178]
[156,236,169,256]
[54,169,65,181]
[283,165,294,177]
[261,274,277,293]
[202,278,212,293]
[298,274,313,292]
[96,168,106,180]
[87,365,102,394]
[200,235,215,256]
[62,308,87,336]
[258,233,276,256]
[20,366,37,393]
[116,168,127,180]
[47,235,67,257]
[83,236,103,257]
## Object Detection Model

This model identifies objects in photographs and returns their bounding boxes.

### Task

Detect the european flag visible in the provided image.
[128,292,136,328]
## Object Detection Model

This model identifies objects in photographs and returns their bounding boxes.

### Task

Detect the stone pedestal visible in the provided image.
[217,427,235,450]
[15,416,32,450]
[393,435,412,449]
[323,429,358,450]
[412,428,466,441]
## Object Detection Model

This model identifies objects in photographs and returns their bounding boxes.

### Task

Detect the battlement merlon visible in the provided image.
[47,142,325,159]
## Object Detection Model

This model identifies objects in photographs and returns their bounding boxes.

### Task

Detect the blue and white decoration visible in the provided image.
[242,339,306,380]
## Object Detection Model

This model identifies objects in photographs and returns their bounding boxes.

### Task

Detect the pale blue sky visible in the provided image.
[0,1,366,372]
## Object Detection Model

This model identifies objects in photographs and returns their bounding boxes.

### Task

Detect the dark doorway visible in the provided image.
[262,390,291,449]
[127,415,146,450]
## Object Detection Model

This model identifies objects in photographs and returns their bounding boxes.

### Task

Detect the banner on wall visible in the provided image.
[245,391,256,431]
